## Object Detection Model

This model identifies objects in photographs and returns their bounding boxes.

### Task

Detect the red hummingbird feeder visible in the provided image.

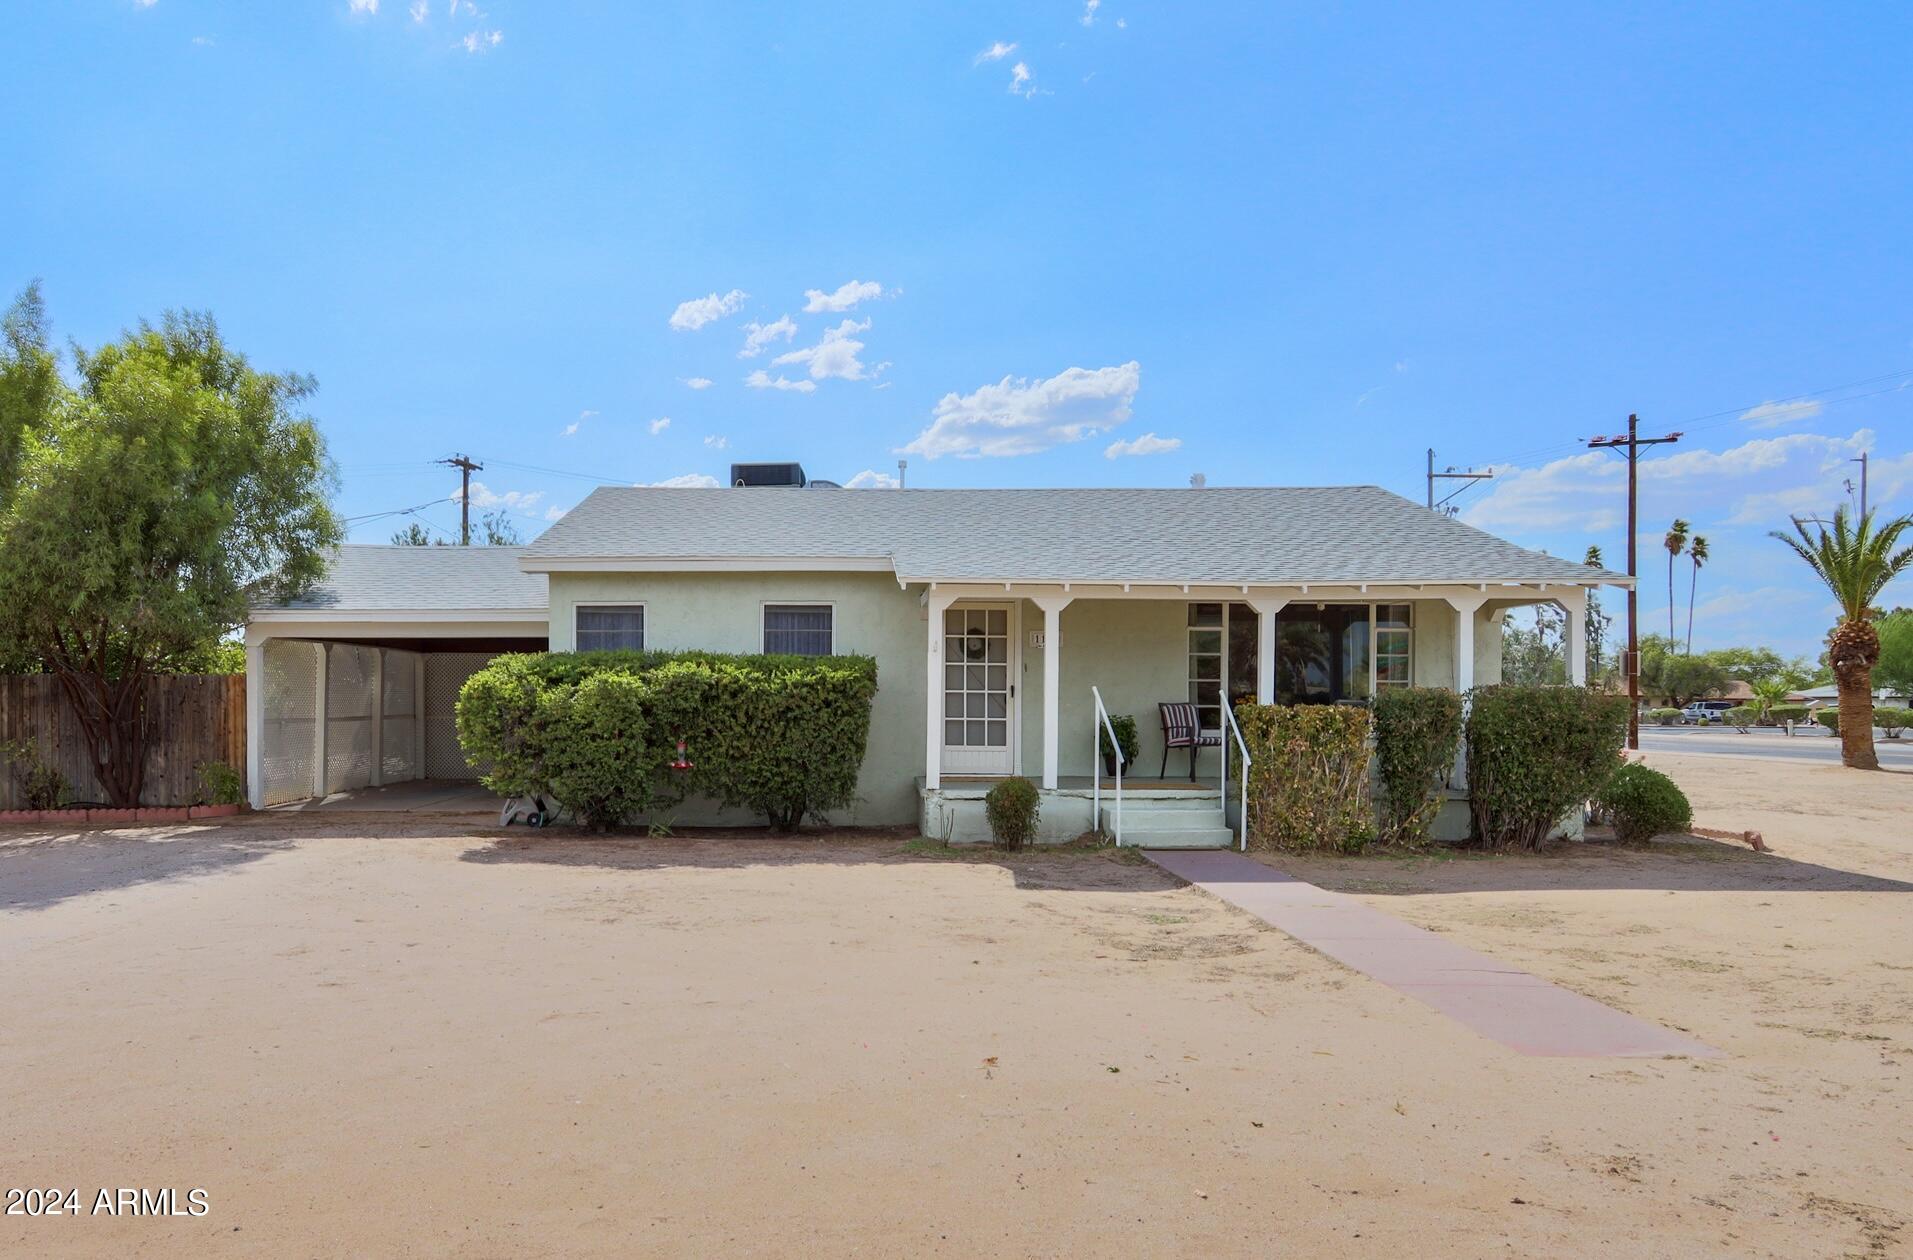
[668,736,694,773]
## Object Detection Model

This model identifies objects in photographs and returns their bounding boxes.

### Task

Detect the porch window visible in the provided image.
[1187,603,1260,730]
[1375,603,1413,690]
[764,603,834,656]
[576,605,644,652]
[1273,603,1413,704]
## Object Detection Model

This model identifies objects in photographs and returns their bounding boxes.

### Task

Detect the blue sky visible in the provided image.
[6,1,1910,658]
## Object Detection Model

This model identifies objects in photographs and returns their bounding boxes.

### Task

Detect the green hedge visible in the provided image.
[1466,685,1628,850]
[1236,703,1373,852]
[1768,704,1809,726]
[984,776,1040,849]
[1645,708,1682,726]
[455,651,879,831]
[1813,709,1838,732]
[1878,707,1910,737]
[1722,705,1759,730]
[1372,688,1463,848]
[1596,763,1692,843]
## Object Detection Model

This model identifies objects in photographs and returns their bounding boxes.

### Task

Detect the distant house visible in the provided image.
[245,473,1632,843]
[1798,684,1908,708]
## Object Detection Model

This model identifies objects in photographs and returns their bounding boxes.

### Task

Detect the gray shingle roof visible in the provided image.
[524,486,1629,586]
[255,545,548,611]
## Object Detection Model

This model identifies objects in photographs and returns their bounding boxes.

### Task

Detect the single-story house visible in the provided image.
[245,474,1630,844]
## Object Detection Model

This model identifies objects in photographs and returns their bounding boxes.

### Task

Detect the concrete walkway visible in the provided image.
[1145,848,1720,1059]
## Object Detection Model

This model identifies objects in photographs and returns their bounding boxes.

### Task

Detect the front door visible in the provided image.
[941,603,1017,776]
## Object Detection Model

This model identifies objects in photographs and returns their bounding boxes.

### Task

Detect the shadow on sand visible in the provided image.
[0,827,293,913]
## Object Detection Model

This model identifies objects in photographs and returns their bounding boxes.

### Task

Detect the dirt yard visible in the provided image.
[1,750,1908,1258]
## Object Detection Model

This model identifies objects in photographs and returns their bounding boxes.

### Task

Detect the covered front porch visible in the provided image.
[915,579,1596,846]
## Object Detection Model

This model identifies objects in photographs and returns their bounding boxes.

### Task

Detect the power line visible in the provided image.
[438,454,483,546]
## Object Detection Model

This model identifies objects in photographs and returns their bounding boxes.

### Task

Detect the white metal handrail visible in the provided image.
[1219,700,1251,851]
[1091,685,1124,846]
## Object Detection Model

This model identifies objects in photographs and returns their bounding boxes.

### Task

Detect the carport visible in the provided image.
[244,546,548,809]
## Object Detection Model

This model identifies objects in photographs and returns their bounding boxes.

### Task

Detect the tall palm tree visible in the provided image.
[1771,507,1913,769]
[1664,519,1690,641]
[1684,535,1709,654]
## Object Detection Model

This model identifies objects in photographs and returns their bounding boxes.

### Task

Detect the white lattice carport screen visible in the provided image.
[424,652,496,780]
[381,649,421,783]
[325,644,378,794]
[261,641,318,806]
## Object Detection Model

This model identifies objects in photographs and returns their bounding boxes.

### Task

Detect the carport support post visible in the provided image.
[245,638,267,810]
[1033,595,1073,790]
[1246,597,1289,703]
[311,643,329,801]
[924,590,956,790]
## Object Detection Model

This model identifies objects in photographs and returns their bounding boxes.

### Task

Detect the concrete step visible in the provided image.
[1127,828,1237,849]
[1099,804,1235,848]
[1093,792,1225,812]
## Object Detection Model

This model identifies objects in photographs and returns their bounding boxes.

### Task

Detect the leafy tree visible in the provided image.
[1501,616,1566,686]
[390,521,445,546]
[1876,609,1913,703]
[1685,534,1708,653]
[1638,633,1729,707]
[479,508,522,546]
[0,289,340,804]
[1583,546,1615,685]
[1771,507,1913,770]
[1663,519,1689,642]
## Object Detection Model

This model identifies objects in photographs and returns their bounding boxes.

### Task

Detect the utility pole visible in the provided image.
[1426,448,1494,515]
[1588,415,1681,751]
[1851,452,1869,518]
[439,454,483,546]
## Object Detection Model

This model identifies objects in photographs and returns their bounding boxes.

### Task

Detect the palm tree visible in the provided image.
[1771,507,1913,769]
[1748,677,1792,720]
[1684,535,1709,654]
[1664,519,1690,641]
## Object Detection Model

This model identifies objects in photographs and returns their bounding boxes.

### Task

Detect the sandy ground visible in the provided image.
[0,751,1908,1258]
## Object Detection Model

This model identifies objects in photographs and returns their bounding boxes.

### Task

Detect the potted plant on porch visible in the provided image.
[1099,714,1140,778]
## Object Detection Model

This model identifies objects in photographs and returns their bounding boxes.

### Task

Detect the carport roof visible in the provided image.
[253,545,548,613]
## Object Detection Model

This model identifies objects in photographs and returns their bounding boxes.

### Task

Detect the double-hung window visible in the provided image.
[763,604,834,656]
[575,605,644,652]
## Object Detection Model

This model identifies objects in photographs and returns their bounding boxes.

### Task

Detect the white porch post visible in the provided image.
[245,636,267,810]
[1442,591,1492,789]
[1033,596,1074,790]
[924,591,956,790]
[1246,597,1289,703]
[1558,587,1589,686]
[311,642,329,801]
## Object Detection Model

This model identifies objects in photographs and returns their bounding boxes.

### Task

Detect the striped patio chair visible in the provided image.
[1158,701,1222,780]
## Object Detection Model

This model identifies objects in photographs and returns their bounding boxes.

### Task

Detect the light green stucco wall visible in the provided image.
[1017,599,1193,779]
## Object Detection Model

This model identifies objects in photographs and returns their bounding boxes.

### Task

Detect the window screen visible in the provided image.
[765,604,833,656]
[577,605,644,651]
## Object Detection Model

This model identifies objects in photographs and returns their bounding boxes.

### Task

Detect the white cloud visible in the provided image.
[409,0,428,20]
[452,481,542,511]
[901,361,1142,459]
[738,314,797,358]
[1105,432,1181,459]
[561,408,597,437]
[772,318,873,381]
[1740,399,1825,429]
[135,0,158,7]
[349,0,378,13]
[681,376,713,390]
[669,289,748,332]
[745,369,818,394]
[191,35,214,46]
[845,469,900,489]
[649,417,671,435]
[975,40,1017,64]
[1009,62,1035,97]
[703,435,730,450]
[650,473,721,488]
[458,29,502,52]
[1116,16,1126,28]
[544,505,568,521]
[1080,0,1100,26]
[802,280,887,313]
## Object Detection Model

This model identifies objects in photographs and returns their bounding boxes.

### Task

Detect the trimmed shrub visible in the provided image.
[2,740,72,811]
[1596,764,1693,843]
[543,672,657,830]
[1768,704,1809,726]
[1874,707,1909,738]
[1236,703,1373,852]
[195,761,245,806]
[1372,687,1464,848]
[455,650,879,832]
[1813,709,1839,733]
[1098,713,1140,771]
[1646,708,1682,726]
[1466,685,1628,851]
[984,776,1040,849]
[1722,706,1759,731]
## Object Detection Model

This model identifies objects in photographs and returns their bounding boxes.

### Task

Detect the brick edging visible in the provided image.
[0,804,247,824]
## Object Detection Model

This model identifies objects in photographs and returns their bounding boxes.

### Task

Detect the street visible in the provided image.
[1638,723,1913,766]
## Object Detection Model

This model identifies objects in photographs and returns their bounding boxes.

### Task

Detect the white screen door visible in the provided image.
[942,604,1016,776]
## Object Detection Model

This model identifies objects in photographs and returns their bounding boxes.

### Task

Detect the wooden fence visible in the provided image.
[0,674,246,808]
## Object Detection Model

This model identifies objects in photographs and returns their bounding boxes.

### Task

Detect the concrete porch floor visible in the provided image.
[934,775,1214,795]
[270,779,502,814]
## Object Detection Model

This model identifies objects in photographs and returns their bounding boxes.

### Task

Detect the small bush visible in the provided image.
[1237,704,1373,852]
[1372,688,1463,848]
[1767,703,1809,726]
[1596,764,1693,843]
[1646,708,1682,726]
[1098,713,1140,768]
[984,776,1040,849]
[1722,706,1759,731]
[195,761,245,806]
[1813,709,1839,733]
[1467,685,1628,851]
[1874,707,1909,737]
[2,740,72,811]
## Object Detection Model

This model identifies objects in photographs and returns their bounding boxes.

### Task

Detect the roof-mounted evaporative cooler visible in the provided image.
[729,461,807,488]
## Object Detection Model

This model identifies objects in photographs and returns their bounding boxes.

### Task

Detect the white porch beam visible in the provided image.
[1032,595,1074,790]
[245,639,267,810]
[924,591,956,790]
[1245,597,1290,703]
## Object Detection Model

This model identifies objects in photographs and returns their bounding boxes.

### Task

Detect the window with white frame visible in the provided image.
[1374,603,1413,690]
[1189,600,1413,709]
[764,603,833,656]
[576,605,644,652]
